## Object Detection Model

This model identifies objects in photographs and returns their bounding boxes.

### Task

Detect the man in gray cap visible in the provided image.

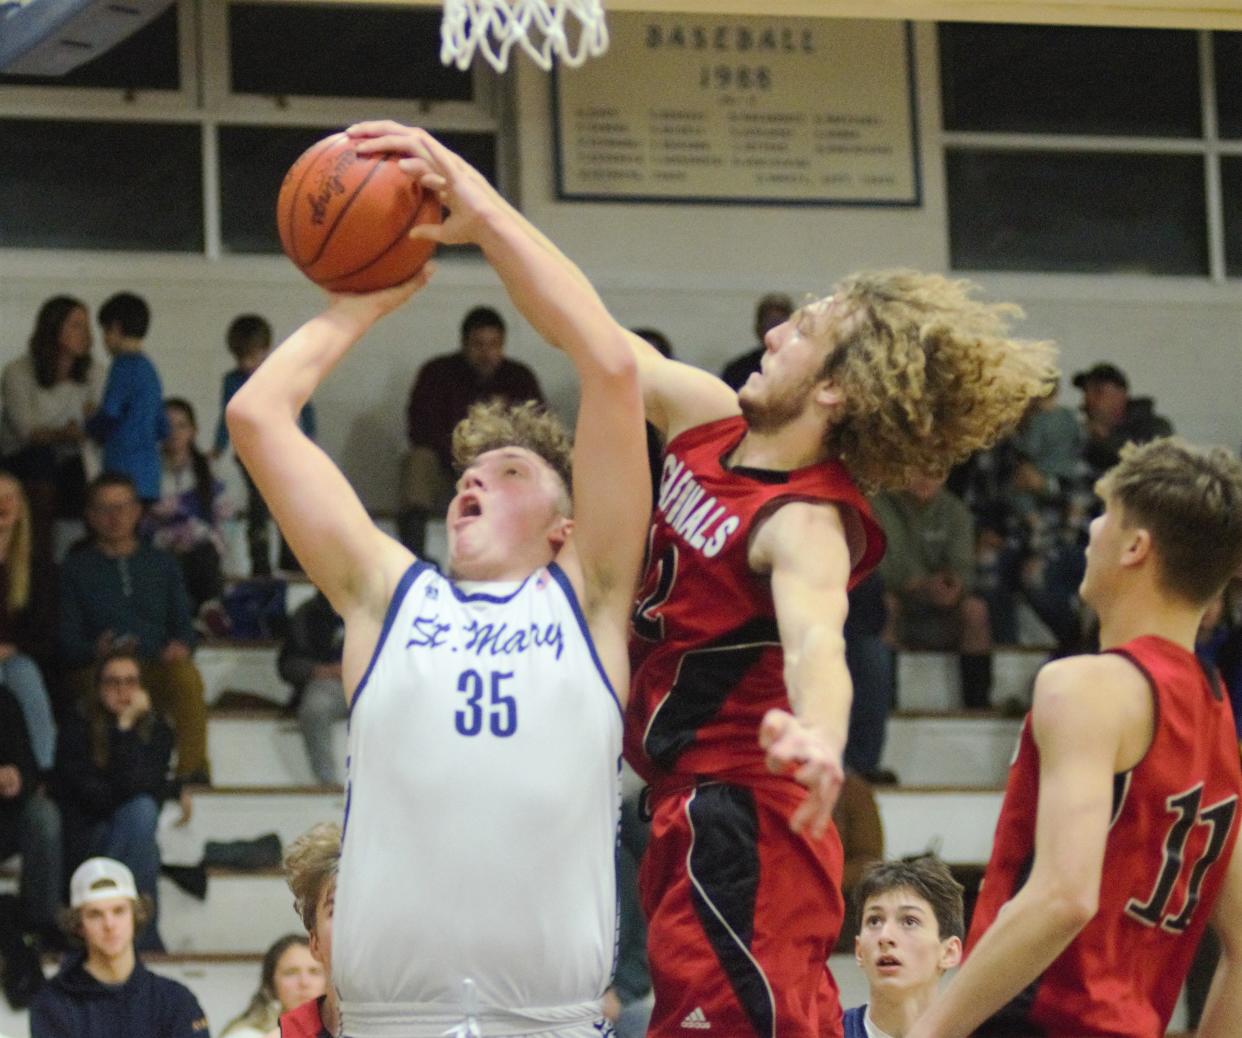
[30,857,209,1037]
[1073,362,1173,477]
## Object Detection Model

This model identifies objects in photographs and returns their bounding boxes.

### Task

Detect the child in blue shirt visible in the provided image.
[88,293,168,502]
[845,857,963,1038]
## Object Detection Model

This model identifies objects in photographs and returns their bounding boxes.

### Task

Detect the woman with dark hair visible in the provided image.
[144,398,231,614]
[221,933,325,1037]
[0,296,103,525]
[54,650,189,953]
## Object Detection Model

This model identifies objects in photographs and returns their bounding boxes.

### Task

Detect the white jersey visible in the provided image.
[334,560,622,1038]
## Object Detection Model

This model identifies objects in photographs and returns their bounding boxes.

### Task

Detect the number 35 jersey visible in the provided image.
[334,560,622,1020]
[969,635,1242,1038]
[626,416,883,785]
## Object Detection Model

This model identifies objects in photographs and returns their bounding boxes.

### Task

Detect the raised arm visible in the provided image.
[225,280,428,629]
[750,499,853,838]
[908,657,1132,1038]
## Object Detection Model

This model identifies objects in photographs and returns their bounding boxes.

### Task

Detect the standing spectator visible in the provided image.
[220,934,325,1037]
[0,471,58,773]
[212,315,315,576]
[59,473,209,781]
[1073,362,1173,478]
[718,291,794,391]
[873,476,994,708]
[397,305,544,556]
[277,591,345,786]
[146,398,231,615]
[0,684,62,1006]
[54,651,189,952]
[30,857,209,1037]
[87,292,169,503]
[0,295,102,536]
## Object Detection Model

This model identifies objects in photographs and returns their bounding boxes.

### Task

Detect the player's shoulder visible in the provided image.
[1031,653,1150,732]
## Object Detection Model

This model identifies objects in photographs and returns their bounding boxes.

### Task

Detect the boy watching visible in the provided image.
[213,315,315,575]
[847,857,964,1038]
[30,857,208,1037]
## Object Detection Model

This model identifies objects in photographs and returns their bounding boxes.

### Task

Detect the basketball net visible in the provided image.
[440,0,609,72]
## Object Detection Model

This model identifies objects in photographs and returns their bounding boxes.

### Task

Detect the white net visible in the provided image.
[440,0,609,72]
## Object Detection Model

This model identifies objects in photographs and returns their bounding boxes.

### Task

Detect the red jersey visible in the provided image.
[626,416,883,785]
[968,636,1242,1037]
[279,996,329,1038]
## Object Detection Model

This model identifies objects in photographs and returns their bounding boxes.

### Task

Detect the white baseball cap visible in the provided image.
[70,858,139,908]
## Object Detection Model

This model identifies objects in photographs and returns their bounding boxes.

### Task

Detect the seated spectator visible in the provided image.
[845,857,964,1038]
[0,295,102,535]
[833,770,885,953]
[146,398,231,617]
[0,470,58,774]
[0,684,62,1007]
[872,476,994,708]
[273,821,342,1038]
[29,857,208,1037]
[54,650,189,952]
[1073,362,1173,479]
[277,591,345,786]
[397,305,544,557]
[221,933,325,1037]
[719,291,794,390]
[59,472,209,781]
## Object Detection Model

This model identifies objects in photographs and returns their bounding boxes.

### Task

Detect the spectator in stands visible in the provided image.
[0,295,102,540]
[873,476,994,708]
[29,857,208,1037]
[719,291,795,391]
[221,933,325,1037]
[833,770,885,954]
[603,788,652,1038]
[213,315,314,576]
[277,591,345,786]
[87,292,169,503]
[1073,362,1174,479]
[147,398,231,618]
[0,684,62,1008]
[275,821,342,1038]
[59,472,209,781]
[844,856,964,1038]
[397,305,544,557]
[0,471,58,773]
[54,650,189,952]
[844,572,897,783]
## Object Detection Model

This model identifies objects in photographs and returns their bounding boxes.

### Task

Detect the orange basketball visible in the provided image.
[276,132,441,293]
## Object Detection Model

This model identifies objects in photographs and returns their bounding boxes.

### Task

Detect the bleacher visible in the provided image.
[0,572,1193,1035]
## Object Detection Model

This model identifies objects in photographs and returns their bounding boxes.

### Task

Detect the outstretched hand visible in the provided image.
[758,708,844,839]
[347,121,504,248]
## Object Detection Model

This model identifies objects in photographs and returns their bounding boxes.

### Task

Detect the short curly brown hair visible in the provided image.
[451,400,574,506]
[820,270,1057,491]
[284,821,340,932]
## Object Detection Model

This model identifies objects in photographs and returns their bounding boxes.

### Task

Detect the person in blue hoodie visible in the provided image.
[29,857,209,1037]
[844,857,963,1038]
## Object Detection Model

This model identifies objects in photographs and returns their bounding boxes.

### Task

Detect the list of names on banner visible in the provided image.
[556,15,917,204]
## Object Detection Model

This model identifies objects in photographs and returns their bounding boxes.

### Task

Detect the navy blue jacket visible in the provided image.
[843,1005,867,1038]
[30,952,209,1037]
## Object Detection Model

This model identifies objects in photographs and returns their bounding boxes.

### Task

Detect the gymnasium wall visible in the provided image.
[0,21,1238,514]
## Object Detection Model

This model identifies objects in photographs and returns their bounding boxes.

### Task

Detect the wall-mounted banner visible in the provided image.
[553,14,919,206]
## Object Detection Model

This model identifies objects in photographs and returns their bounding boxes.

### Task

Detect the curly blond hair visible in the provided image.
[284,822,340,932]
[451,400,573,504]
[1096,438,1242,605]
[820,270,1057,491]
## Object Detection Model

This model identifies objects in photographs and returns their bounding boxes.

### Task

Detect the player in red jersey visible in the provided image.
[910,438,1242,1038]
[624,277,1054,1038]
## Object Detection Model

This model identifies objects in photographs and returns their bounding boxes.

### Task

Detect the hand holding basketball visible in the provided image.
[276,131,442,293]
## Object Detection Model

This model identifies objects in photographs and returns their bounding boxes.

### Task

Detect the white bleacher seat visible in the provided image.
[897,648,1046,712]
[881,714,1021,787]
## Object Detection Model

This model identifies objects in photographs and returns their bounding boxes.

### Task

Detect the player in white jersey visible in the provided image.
[228,127,650,1038]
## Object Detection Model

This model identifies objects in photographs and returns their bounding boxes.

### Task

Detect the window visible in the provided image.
[1213,33,1242,140]
[0,118,203,251]
[1221,157,1242,277]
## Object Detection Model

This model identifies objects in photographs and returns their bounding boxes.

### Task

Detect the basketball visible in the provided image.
[276,132,441,293]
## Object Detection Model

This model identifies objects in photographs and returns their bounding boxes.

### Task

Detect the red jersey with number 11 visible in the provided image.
[968,635,1242,1037]
[625,416,883,786]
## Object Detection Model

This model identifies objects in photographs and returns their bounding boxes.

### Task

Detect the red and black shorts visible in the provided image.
[639,779,845,1038]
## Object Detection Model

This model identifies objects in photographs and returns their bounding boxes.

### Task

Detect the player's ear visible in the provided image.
[1120,526,1152,570]
[548,515,574,552]
[939,935,963,972]
[814,379,845,412]
[854,934,863,966]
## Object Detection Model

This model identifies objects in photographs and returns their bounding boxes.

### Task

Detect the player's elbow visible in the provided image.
[1043,882,1099,935]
